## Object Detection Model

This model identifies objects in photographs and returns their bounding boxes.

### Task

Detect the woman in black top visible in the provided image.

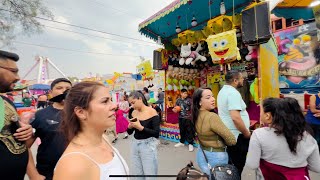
[127,91,160,179]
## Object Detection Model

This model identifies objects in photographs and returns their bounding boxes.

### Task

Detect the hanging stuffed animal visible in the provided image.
[166,65,174,91]
[245,46,258,61]
[179,43,207,66]
[137,60,155,88]
[206,29,241,71]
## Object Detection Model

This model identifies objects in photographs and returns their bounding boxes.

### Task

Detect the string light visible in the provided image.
[176,24,181,33]
[191,15,197,26]
[220,0,226,15]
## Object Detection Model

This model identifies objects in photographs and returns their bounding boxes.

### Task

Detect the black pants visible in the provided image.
[309,124,320,151]
[0,142,29,180]
[178,118,194,144]
[227,134,250,176]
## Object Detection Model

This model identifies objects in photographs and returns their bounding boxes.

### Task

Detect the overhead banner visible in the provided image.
[274,22,320,92]
[259,39,280,100]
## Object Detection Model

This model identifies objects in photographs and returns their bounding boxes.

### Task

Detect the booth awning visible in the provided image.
[138,0,315,43]
[138,0,252,42]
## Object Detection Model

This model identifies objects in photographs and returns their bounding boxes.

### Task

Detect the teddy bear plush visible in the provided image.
[179,43,206,66]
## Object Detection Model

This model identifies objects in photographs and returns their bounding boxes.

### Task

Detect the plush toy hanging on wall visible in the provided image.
[179,43,207,66]
[206,29,241,71]
[245,45,258,61]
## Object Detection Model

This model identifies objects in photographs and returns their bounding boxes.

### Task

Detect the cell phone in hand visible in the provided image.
[129,117,137,122]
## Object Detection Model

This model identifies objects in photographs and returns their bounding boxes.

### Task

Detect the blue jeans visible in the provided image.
[131,137,159,180]
[196,147,229,176]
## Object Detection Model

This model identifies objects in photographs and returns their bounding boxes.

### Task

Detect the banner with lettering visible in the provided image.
[274,22,320,92]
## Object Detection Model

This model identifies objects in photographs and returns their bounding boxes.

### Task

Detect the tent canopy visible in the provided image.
[273,0,314,20]
[28,84,50,90]
[138,0,252,42]
[138,0,315,43]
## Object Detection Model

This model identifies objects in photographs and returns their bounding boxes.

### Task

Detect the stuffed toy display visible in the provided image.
[179,43,207,66]
[199,68,208,87]
[166,66,174,91]
[206,29,241,71]
[250,78,260,104]
[245,45,258,61]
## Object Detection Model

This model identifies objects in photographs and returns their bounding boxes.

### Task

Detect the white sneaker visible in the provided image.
[189,144,194,152]
[174,142,185,148]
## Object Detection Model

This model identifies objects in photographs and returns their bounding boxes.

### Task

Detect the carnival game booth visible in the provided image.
[271,0,320,111]
[28,84,50,96]
[139,0,285,142]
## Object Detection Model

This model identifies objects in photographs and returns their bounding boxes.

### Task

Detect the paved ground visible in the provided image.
[26,135,320,179]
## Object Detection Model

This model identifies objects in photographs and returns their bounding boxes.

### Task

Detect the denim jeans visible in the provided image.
[131,137,159,180]
[196,147,229,176]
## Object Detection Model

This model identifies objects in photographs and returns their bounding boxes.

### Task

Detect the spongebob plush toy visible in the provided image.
[206,29,241,71]
[137,60,155,88]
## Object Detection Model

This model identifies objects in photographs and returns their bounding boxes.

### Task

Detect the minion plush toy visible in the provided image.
[206,29,241,71]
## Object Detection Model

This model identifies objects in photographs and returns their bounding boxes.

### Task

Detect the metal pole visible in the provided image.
[22,59,39,80]
[46,59,50,81]
[46,58,68,79]
[37,56,44,83]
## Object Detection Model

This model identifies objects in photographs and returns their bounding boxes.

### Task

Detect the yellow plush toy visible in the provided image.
[137,60,155,88]
[206,29,241,71]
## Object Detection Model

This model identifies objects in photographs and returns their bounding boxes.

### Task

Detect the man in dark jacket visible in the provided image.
[0,50,34,179]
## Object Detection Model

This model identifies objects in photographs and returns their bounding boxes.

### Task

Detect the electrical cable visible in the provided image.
[43,25,160,47]
[0,8,156,44]
[12,40,141,57]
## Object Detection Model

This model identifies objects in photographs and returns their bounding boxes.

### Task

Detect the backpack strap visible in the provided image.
[0,96,5,131]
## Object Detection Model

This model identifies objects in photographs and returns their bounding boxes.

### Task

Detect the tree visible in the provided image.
[0,0,53,47]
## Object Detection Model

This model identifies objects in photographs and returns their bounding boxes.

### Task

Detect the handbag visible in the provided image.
[177,161,209,180]
[200,147,240,180]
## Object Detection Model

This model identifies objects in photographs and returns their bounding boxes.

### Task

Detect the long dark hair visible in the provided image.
[129,90,148,106]
[191,88,211,133]
[60,81,105,144]
[263,97,310,154]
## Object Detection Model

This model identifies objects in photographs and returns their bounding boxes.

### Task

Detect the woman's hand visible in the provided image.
[314,113,320,118]
[130,120,144,131]
[128,123,133,129]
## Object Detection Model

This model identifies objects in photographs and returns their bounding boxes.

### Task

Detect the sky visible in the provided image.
[2,0,174,79]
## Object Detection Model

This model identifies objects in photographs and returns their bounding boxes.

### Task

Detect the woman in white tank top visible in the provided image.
[54,82,129,180]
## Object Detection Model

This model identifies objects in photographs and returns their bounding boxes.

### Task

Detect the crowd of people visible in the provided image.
[1,49,320,180]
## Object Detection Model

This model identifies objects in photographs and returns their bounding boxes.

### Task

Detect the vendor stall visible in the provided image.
[139,0,317,142]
